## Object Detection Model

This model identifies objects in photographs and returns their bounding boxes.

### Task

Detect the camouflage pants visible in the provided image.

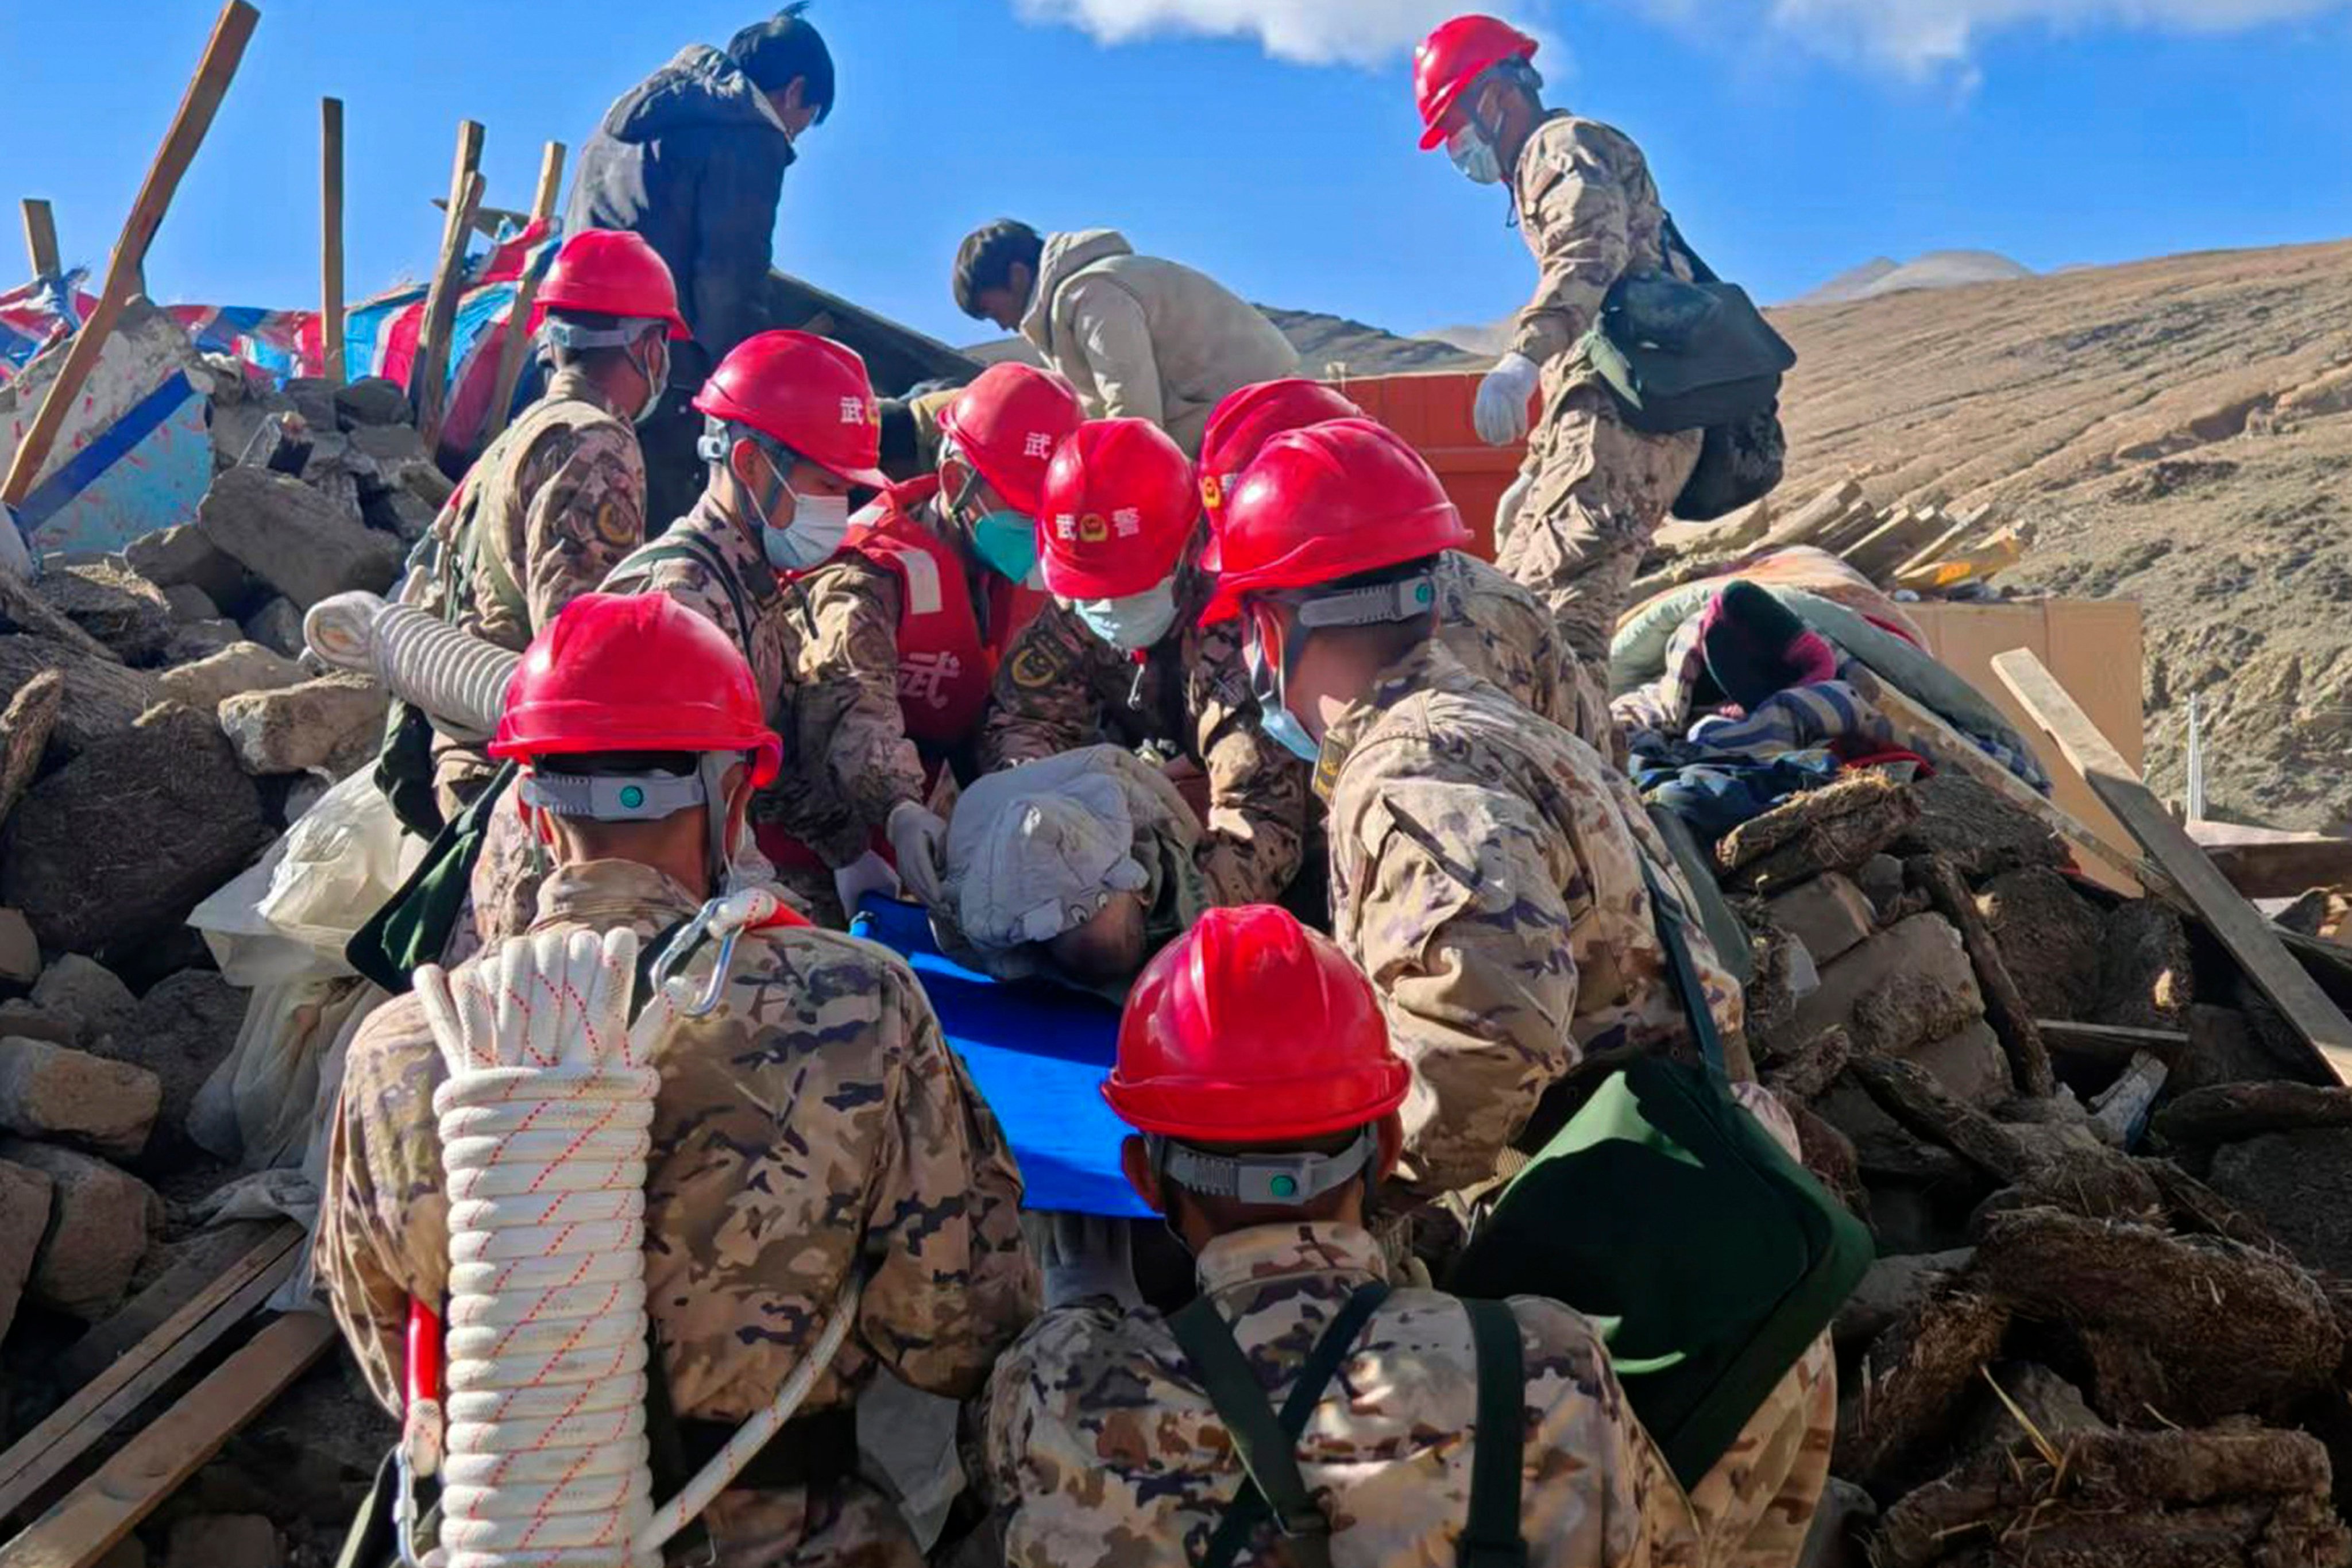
[1502,383,1702,668]
[1687,1333,1837,1568]
[700,1474,924,1568]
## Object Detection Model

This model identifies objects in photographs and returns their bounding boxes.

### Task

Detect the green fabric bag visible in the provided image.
[346,763,517,994]
[1582,219,1797,440]
[1446,863,1872,1490]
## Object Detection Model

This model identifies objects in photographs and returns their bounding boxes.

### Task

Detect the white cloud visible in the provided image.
[1017,0,2349,72]
[1009,0,1473,65]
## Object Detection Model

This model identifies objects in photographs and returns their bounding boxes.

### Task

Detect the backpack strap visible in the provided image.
[619,533,756,655]
[1660,215,1721,286]
[1641,856,1728,1081]
[1171,1281,1391,1568]
[1458,1300,1530,1568]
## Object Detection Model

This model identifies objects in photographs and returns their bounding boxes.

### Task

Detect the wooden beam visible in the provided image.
[1913,854,2055,1096]
[0,1,258,511]
[1891,513,1986,581]
[2037,1018,2191,1069]
[0,1221,302,1518]
[410,119,486,450]
[480,140,569,445]
[1756,478,1863,551]
[1843,663,2165,897]
[319,98,346,387]
[1991,647,2352,1085]
[0,1312,334,1568]
[19,200,59,280]
[2187,824,2352,901]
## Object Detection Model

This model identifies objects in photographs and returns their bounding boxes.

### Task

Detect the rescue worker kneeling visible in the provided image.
[983,904,1704,1567]
[319,592,1038,1567]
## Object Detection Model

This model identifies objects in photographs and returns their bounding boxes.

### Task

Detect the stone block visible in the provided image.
[1763,872,1876,965]
[218,671,387,778]
[157,640,307,712]
[0,1038,161,1157]
[0,1139,160,1319]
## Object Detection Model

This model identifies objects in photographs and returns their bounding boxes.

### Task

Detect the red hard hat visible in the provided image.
[1413,15,1539,150]
[936,363,1084,516]
[1103,905,1409,1143]
[491,592,782,786]
[1038,419,1199,600]
[1199,419,1471,624]
[692,330,891,489]
[1197,379,1370,563]
[532,230,689,338]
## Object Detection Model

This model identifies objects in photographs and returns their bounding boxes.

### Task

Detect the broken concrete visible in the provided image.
[218,671,388,778]
[117,969,248,1133]
[163,582,222,624]
[157,640,307,712]
[197,466,402,611]
[1,703,273,956]
[1820,1021,2010,1146]
[0,1038,162,1157]
[334,376,411,429]
[1975,867,2106,1020]
[0,1155,52,1340]
[0,635,159,757]
[241,595,305,658]
[34,560,177,663]
[1777,914,1985,1060]
[32,953,138,1041]
[0,1138,161,1320]
[1763,872,1876,965]
[125,521,253,608]
[0,667,59,830]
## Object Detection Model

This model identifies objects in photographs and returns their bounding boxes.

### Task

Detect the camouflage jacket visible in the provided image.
[1316,640,1743,1195]
[1509,113,1674,379]
[404,367,646,799]
[473,496,807,947]
[982,1221,1704,1568]
[319,858,1039,1560]
[979,539,1310,909]
[1432,550,1614,751]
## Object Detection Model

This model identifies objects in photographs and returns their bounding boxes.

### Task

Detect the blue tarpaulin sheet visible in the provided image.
[852,898,1148,1218]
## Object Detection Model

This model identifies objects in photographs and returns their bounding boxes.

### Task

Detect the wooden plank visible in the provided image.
[1843,662,2164,898]
[1,1,259,510]
[1991,648,2352,1084]
[1756,478,1863,550]
[408,118,486,449]
[0,1222,302,1518]
[19,200,59,279]
[56,1219,286,1386]
[2037,1018,2190,1068]
[0,1312,335,1568]
[2189,824,2352,900]
[1891,513,1984,581]
[319,98,345,387]
[1846,507,1947,580]
[479,140,569,446]
[1818,504,1891,555]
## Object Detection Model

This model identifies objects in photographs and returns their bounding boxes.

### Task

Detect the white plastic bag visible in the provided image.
[190,769,422,986]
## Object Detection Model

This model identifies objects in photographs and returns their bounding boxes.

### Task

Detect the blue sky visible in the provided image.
[2,0,2347,348]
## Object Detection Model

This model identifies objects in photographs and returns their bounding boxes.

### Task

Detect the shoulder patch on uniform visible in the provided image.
[592,497,634,547]
[1009,640,1065,690]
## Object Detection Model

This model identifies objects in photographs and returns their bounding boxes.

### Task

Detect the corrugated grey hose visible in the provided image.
[306,592,519,741]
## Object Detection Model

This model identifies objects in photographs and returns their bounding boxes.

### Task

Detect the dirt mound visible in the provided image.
[1770,237,2352,831]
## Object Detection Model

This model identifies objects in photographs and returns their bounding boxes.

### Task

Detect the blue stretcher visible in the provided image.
[852,897,1150,1219]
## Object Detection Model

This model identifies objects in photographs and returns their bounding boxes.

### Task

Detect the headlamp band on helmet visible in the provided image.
[1149,1127,1377,1207]
[538,315,669,351]
[695,416,800,469]
[1252,574,1438,631]
[519,768,709,822]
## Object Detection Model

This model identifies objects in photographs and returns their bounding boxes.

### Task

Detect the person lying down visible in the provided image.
[936,745,1209,997]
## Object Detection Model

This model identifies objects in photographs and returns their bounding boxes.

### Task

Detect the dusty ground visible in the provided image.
[1766,238,2352,832]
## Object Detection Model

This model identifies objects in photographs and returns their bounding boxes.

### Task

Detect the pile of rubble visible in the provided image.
[1729,766,2352,1566]
[0,362,431,1567]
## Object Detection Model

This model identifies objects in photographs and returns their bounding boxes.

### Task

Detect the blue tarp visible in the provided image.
[852,897,1148,1218]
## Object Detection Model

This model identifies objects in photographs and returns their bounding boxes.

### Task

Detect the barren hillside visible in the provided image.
[1767,238,2352,832]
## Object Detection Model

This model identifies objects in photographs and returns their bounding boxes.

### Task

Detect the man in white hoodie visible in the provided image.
[952,221,1300,456]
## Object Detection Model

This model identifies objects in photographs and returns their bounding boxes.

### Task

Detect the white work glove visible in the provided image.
[832,849,903,921]
[1473,351,1540,447]
[1493,469,1534,547]
[303,589,389,674]
[887,801,952,908]
[1041,1213,1142,1310]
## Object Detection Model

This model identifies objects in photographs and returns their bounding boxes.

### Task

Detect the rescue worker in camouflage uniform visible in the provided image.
[983,903,1709,1568]
[470,329,891,941]
[783,362,1084,914]
[1200,419,1744,1198]
[979,416,1304,908]
[399,229,686,822]
[320,592,1038,1567]
[1415,16,1704,666]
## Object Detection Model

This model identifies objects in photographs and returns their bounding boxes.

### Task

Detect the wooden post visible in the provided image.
[1990,647,2352,1086]
[20,199,59,280]
[480,139,568,445]
[1,1,259,511]
[319,97,346,386]
[410,118,486,449]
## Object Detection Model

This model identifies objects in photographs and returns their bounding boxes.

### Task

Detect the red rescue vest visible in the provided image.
[841,477,1045,750]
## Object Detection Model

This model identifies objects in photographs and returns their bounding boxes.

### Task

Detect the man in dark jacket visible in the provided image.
[567,5,836,524]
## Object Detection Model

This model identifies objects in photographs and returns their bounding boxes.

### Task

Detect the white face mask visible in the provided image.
[764,489,851,572]
[1072,580,1180,652]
